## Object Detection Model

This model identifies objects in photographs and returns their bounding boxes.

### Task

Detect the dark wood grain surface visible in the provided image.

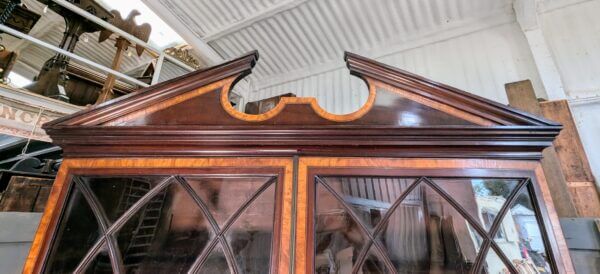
[42,51,560,160]
[28,51,573,274]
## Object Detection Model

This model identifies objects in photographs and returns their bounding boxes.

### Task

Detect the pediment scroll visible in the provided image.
[44,51,559,128]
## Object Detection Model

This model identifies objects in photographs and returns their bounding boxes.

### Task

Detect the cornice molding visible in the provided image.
[42,51,561,160]
[345,52,559,126]
[45,125,559,159]
[44,51,258,127]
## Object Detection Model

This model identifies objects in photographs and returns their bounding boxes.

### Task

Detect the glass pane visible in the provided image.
[360,246,390,274]
[480,249,510,274]
[225,180,276,274]
[184,176,274,227]
[45,174,280,274]
[378,184,482,273]
[319,176,416,231]
[83,246,112,274]
[433,178,520,233]
[44,186,101,274]
[314,181,369,272]
[84,176,169,223]
[114,182,213,273]
[198,243,230,274]
[494,187,552,273]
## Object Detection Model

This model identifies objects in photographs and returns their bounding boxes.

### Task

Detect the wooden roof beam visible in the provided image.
[201,0,309,42]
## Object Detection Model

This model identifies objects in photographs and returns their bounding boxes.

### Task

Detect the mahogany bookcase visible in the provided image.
[24,51,573,273]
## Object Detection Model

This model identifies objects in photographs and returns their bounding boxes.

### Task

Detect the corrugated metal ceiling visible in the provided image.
[152,0,514,82]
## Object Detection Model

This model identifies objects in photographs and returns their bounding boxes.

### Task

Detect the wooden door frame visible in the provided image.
[295,157,574,274]
[23,157,294,274]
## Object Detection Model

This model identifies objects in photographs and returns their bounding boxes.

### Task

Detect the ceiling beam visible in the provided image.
[538,0,594,13]
[202,0,309,42]
[142,0,224,65]
[0,146,62,166]
[0,136,25,151]
[514,0,567,100]
[10,21,62,54]
[252,11,514,91]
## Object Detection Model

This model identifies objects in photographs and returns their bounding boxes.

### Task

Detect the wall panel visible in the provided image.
[540,0,600,180]
[541,0,600,98]
[570,102,600,181]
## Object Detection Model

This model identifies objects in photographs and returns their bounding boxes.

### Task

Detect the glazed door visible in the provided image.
[295,158,571,274]
[25,158,294,274]
[26,157,571,274]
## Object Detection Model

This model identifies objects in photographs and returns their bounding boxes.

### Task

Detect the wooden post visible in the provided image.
[540,100,600,217]
[95,9,151,104]
[505,80,578,217]
[95,37,130,104]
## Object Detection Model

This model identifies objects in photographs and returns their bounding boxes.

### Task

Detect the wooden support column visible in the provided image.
[95,38,130,104]
[505,80,578,217]
[95,10,151,104]
[514,0,567,100]
[540,100,600,217]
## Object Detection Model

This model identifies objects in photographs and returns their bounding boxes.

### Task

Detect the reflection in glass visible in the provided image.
[84,246,112,274]
[321,177,416,231]
[45,175,278,274]
[360,246,390,274]
[378,184,481,273]
[198,243,230,274]
[114,183,213,273]
[185,176,271,227]
[85,176,167,223]
[435,179,520,233]
[314,176,551,274]
[495,188,552,273]
[225,181,276,274]
[314,181,368,272]
[373,87,476,126]
[481,249,510,274]
[44,187,101,274]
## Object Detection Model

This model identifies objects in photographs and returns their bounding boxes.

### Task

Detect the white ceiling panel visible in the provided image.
[147,0,514,86]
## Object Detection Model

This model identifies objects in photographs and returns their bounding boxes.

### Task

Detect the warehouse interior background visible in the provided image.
[0,0,599,273]
[3,0,598,174]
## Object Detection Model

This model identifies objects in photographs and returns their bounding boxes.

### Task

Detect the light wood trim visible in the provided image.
[533,164,575,274]
[567,181,596,187]
[540,99,600,217]
[23,162,72,274]
[295,157,573,274]
[101,74,497,125]
[372,81,497,126]
[505,81,579,217]
[277,158,294,274]
[23,157,294,274]
[540,100,595,182]
[104,77,236,126]
[295,158,309,274]
[221,79,377,122]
